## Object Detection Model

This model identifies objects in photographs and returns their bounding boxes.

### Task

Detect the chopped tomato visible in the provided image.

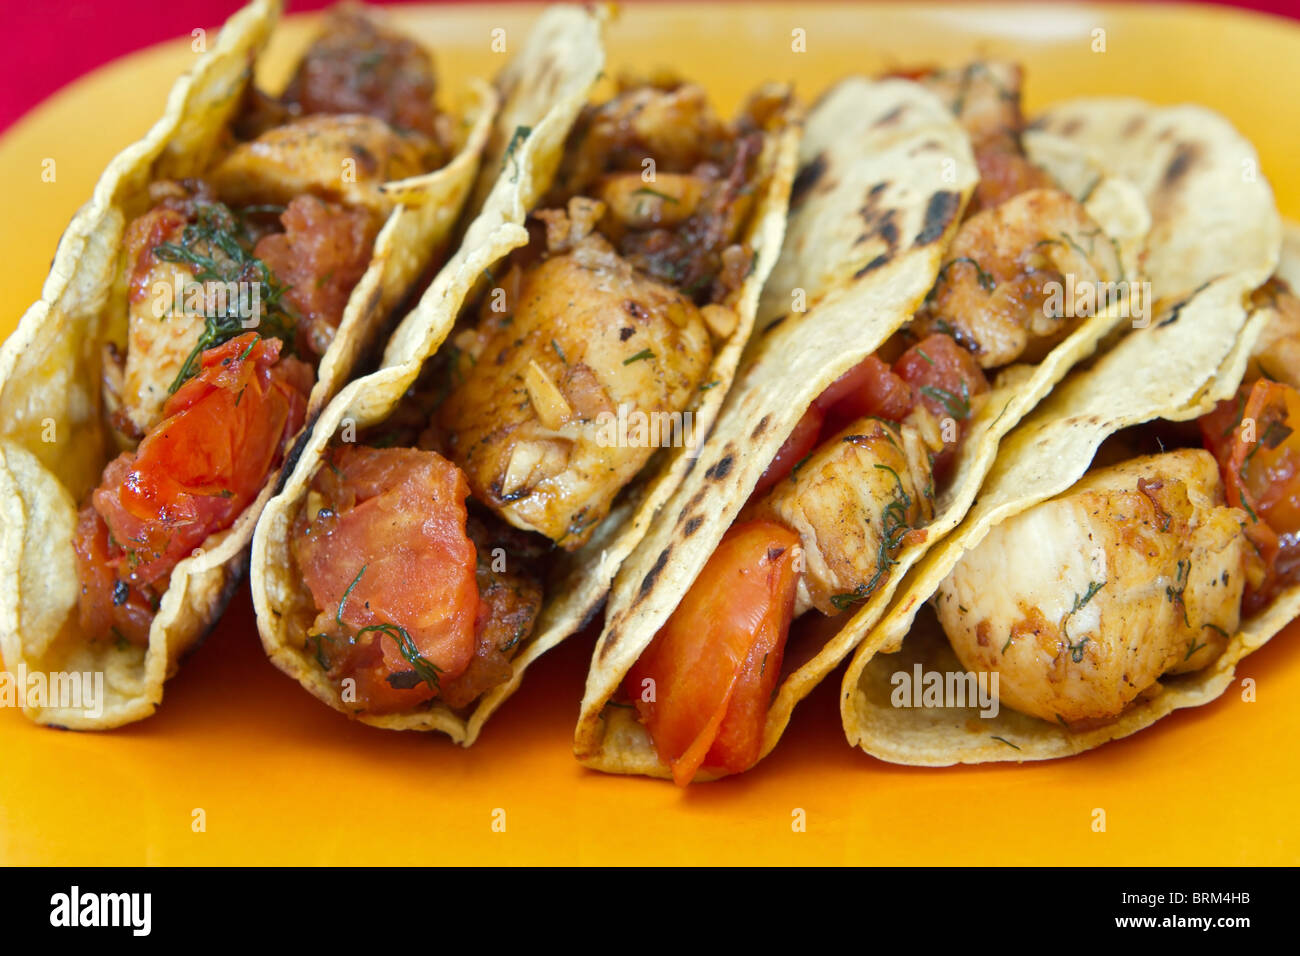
[254,195,378,360]
[1200,379,1300,612]
[74,333,311,643]
[894,333,989,479]
[750,403,823,500]
[72,505,156,647]
[627,520,801,784]
[293,446,481,714]
[815,354,916,434]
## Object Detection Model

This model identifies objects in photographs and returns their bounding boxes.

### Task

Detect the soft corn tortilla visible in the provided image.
[839,102,1284,766]
[0,0,495,729]
[840,248,1292,766]
[572,87,1237,785]
[1030,99,1280,309]
[254,6,802,745]
[578,76,1131,780]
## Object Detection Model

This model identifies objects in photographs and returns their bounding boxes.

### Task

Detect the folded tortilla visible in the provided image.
[574,69,1165,779]
[250,4,802,744]
[0,0,496,729]
[840,107,1287,765]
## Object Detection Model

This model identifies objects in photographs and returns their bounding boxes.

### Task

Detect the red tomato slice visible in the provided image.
[1200,379,1300,611]
[90,334,310,587]
[627,520,801,784]
[750,403,824,500]
[75,333,310,642]
[815,354,916,433]
[894,333,989,479]
[294,446,480,714]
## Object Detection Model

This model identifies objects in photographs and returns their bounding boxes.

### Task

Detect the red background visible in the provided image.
[2,1,1297,133]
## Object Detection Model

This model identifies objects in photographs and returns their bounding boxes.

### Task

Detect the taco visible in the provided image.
[249,6,801,744]
[840,223,1296,764]
[574,63,1196,785]
[0,0,496,729]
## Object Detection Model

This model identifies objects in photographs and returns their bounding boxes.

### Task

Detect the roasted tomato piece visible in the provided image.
[293,446,481,714]
[894,333,989,479]
[627,520,800,784]
[253,195,378,360]
[815,354,916,434]
[72,506,156,647]
[74,333,311,643]
[750,403,824,501]
[1200,379,1300,612]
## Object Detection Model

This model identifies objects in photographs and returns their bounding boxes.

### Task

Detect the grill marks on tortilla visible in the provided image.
[1157,280,1213,327]
[915,190,962,245]
[1161,141,1201,191]
[790,152,829,207]
[853,184,903,275]
[873,104,906,128]
[705,453,734,481]
[639,546,672,599]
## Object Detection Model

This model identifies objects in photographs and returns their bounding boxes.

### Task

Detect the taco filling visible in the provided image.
[935,279,1300,727]
[617,63,1135,784]
[71,7,451,646]
[286,79,781,715]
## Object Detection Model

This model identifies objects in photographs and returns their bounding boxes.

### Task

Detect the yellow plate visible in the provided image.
[2,2,1298,865]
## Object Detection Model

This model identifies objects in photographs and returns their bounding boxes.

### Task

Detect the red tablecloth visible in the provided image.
[1,0,1296,133]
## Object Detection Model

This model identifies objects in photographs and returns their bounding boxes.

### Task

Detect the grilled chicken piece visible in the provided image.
[438,215,713,549]
[550,82,763,300]
[115,206,225,437]
[554,83,733,196]
[916,188,1124,369]
[209,114,432,215]
[935,449,1252,725]
[747,417,934,616]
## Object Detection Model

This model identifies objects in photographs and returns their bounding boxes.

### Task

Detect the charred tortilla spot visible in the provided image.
[1157,280,1213,326]
[874,104,905,128]
[624,299,650,321]
[639,547,672,598]
[705,454,734,480]
[752,414,770,438]
[1162,143,1200,189]
[915,191,961,245]
[790,152,828,206]
[683,516,703,536]
[878,216,899,248]
[1060,117,1084,136]
[855,253,891,277]
[869,182,888,198]
[1122,114,1146,136]
[619,326,635,341]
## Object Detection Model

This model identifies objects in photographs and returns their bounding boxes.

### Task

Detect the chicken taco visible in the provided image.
[573,64,1264,785]
[249,6,801,743]
[0,0,496,728]
[840,221,1296,764]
